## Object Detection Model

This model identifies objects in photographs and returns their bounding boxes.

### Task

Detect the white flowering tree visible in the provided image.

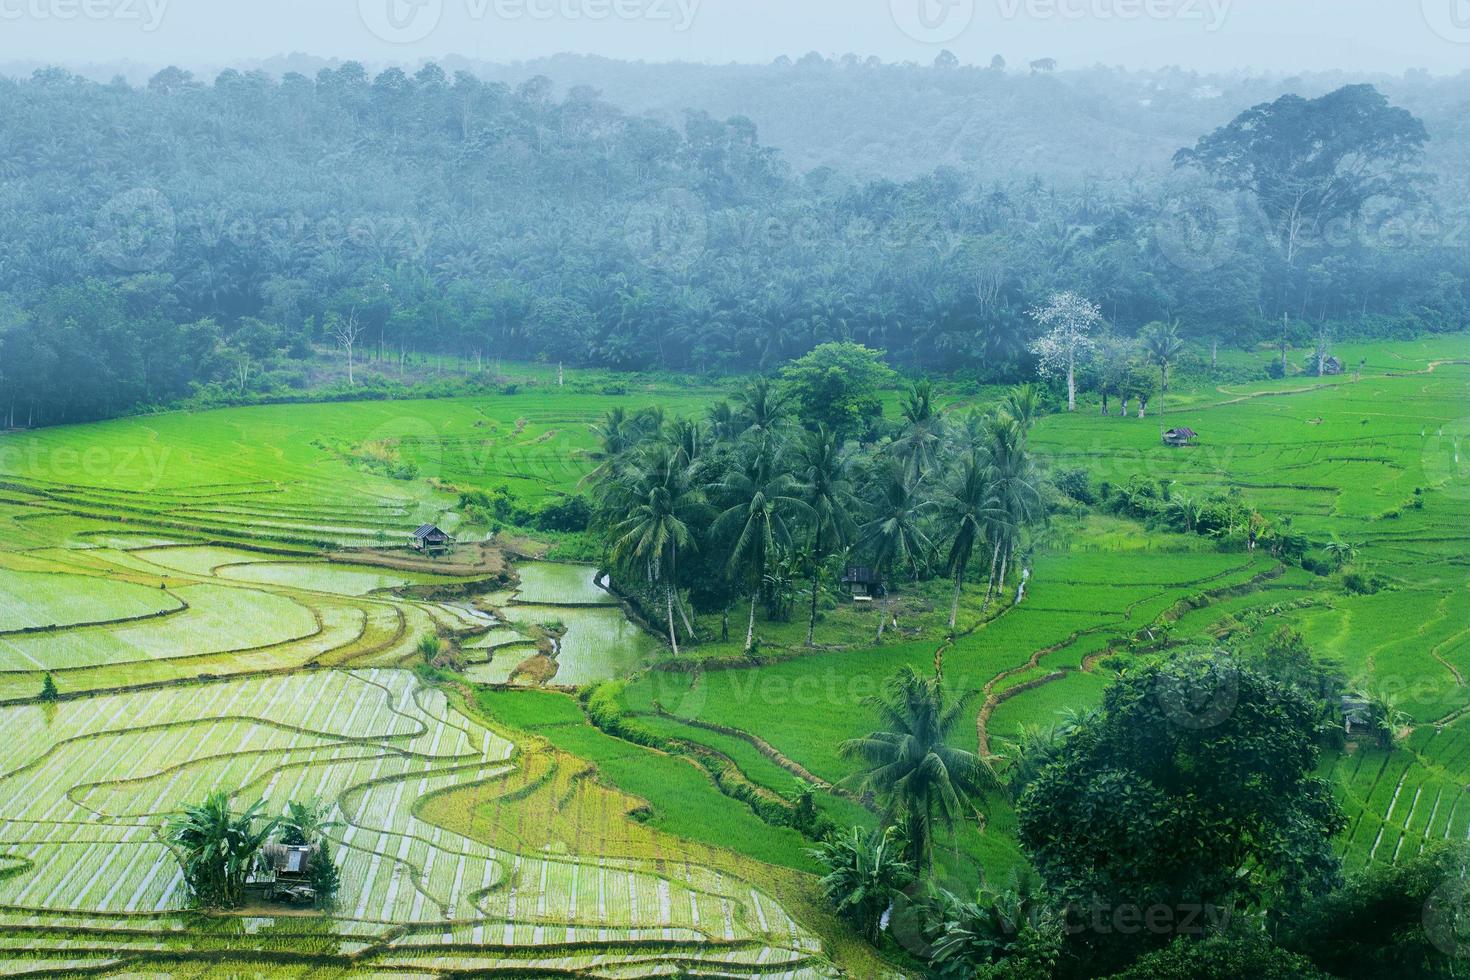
[1028,291,1101,412]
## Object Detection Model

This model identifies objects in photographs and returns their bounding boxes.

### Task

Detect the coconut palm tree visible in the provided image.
[604,442,705,655]
[711,451,807,653]
[705,399,741,443]
[890,379,945,481]
[841,667,999,875]
[1000,382,1044,435]
[861,464,935,642]
[810,826,916,943]
[579,407,641,489]
[938,452,1004,629]
[1140,319,1186,435]
[167,792,278,908]
[665,417,706,467]
[792,425,860,646]
[1323,535,1359,571]
[981,418,1042,609]
[733,377,790,458]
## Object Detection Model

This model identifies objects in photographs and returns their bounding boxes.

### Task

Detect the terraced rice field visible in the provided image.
[0,381,838,975]
[610,338,1470,882]
[0,670,828,976]
[1,342,1467,974]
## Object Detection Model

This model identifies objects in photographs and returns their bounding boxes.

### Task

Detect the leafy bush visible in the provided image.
[1053,468,1096,505]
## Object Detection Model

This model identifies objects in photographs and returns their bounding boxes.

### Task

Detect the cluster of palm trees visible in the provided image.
[584,378,1046,653]
[166,792,339,909]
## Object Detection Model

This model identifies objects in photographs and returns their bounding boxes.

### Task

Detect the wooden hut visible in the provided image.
[840,566,884,602]
[410,524,453,555]
[1162,427,1198,448]
[254,843,317,904]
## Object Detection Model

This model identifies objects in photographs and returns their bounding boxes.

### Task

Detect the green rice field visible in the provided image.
[0,340,1467,975]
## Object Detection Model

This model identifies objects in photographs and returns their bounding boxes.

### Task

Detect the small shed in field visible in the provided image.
[1163,427,1198,448]
[410,524,453,554]
[1341,696,1372,735]
[841,566,884,601]
[257,843,318,904]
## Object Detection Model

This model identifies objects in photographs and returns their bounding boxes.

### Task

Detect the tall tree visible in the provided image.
[604,441,705,654]
[841,666,998,874]
[861,464,935,642]
[981,416,1042,609]
[890,378,946,481]
[1028,291,1101,412]
[1139,319,1186,435]
[792,425,860,646]
[938,451,1003,629]
[1018,654,1346,969]
[712,450,806,653]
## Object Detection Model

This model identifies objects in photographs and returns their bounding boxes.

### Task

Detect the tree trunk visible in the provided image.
[1120,395,1129,417]
[1066,352,1077,411]
[666,588,680,657]
[1211,339,1219,371]
[997,546,1010,601]
[1159,365,1167,436]
[1138,399,1147,419]
[875,592,888,642]
[807,527,823,647]
[720,606,729,643]
[745,591,758,653]
[981,539,1003,611]
[1100,391,1109,416]
[949,570,964,629]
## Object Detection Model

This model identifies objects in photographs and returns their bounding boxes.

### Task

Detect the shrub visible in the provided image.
[1110,932,1326,979]
[309,847,341,909]
[1054,467,1096,505]
[583,682,669,750]
[1342,571,1386,595]
[39,674,58,702]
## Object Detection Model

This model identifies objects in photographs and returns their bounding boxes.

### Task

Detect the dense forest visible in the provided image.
[0,60,1465,424]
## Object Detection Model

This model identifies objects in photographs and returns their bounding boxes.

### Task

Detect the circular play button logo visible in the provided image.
[891,0,976,44]
[360,0,444,44]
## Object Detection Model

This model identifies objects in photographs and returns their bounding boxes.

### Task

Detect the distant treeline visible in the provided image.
[0,63,1464,425]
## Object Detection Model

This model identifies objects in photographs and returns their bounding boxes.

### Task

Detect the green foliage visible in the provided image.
[1017,653,1346,968]
[919,870,1064,979]
[779,343,897,439]
[38,674,58,702]
[1282,842,1470,979]
[810,825,916,942]
[166,791,277,909]
[308,847,341,909]
[279,798,339,848]
[1108,932,1327,979]
[841,666,999,874]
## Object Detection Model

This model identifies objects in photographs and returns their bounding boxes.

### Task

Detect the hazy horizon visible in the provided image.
[2,0,1469,77]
